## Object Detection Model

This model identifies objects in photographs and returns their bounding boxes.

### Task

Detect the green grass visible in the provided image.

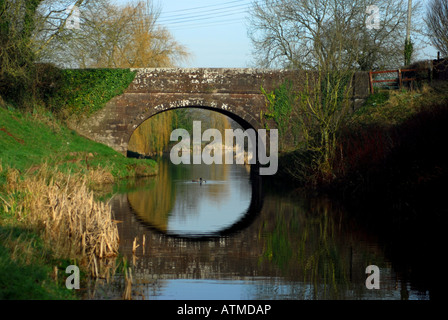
[0,226,77,300]
[0,105,157,186]
[331,82,448,205]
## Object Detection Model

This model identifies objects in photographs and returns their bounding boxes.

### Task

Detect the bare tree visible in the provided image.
[37,0,190,68]
[98,1,190,68]
[426,0,448,57]
[248,0,423,71]
[33,0,89,57]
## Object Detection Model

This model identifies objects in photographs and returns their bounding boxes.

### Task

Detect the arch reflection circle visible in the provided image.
[127,156,262,239]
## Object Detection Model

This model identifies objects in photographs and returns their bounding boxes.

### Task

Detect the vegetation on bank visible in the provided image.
[0,0,218,300]
[267,79,448,201]
[0,226,77,299]
[334,82,448,202]
[0,101,157,299]
[46,68,137,118]
[0,105,157,183]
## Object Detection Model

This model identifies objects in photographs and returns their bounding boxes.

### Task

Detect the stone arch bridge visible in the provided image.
[70,68,369,155]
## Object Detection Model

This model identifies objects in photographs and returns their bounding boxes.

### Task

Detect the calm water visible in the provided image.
[95,157,439,300]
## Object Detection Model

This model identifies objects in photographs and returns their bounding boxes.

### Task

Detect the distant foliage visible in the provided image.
[47,68,136,117]
[129,111,174,156]
[128,108,232,156]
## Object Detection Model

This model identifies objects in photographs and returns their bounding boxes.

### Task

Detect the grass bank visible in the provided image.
[0,105,157,183]
[0,104,157,299]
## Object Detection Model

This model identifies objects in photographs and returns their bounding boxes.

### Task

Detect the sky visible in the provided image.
[115,0,439,69]
[116,0,254,68]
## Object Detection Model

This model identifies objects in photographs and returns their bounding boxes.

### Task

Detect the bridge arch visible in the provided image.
[68,68,369,157]
[69,68,288,155]
[128,98,260,140]
[127,99,266,175]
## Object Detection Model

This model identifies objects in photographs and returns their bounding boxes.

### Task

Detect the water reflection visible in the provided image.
[127,157,256,237]
[103,158,433,300]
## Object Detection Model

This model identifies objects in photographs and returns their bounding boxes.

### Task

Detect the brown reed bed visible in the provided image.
[2,164,120,276]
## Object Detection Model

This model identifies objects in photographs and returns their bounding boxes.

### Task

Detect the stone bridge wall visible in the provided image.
[69,68,369,154]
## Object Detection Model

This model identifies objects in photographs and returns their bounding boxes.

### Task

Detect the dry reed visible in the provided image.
[4,164,120,274]
[132,236,139,255]
[123,267,133,300]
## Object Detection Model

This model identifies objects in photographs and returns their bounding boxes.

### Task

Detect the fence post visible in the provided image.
[369,71,374,94]
[398,69,402,89]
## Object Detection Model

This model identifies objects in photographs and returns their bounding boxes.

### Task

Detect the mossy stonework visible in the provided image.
[69,68,370,154]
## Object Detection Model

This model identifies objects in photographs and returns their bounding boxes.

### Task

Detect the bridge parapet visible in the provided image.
[128,68,300,94]
[69,68,369,155]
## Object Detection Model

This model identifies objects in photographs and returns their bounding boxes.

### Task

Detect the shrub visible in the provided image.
[47,68,136,118]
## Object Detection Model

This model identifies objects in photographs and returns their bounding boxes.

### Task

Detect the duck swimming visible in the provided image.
[192,177,206,184]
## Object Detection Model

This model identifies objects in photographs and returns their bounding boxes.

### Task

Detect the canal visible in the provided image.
[91,156,438,300]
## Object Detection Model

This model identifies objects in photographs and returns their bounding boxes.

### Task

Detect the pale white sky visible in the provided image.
[115,0,438,68]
